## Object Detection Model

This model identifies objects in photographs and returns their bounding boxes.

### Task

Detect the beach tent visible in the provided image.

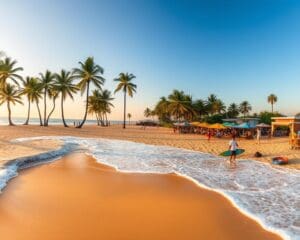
[234,122,253,129]
[208,123,227,129]
[223,122,237,128]
[191,122,201,127]
[256,123,271,128]
[173,122,190,127]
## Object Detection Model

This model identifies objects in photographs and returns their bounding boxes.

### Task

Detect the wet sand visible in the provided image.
[0,153,281,240]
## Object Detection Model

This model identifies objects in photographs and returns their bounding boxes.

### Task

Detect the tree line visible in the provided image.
[0,52,136,128]
[145,89,279,125]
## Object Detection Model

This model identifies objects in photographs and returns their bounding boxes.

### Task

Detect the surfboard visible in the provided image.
[220,149,245,157]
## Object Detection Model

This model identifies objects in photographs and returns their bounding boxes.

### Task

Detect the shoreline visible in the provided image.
[0,153,281,239]
[0,125,299,170]
[0,126,298,238]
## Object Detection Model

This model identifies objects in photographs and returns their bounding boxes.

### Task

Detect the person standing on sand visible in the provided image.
[207,130,211,141]
[229,135,239,167]
[256,128,261,144]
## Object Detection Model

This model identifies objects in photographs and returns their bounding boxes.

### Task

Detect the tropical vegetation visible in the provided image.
[0,52,116,127]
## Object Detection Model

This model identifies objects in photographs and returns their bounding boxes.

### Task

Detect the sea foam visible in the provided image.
[2,136,300,240]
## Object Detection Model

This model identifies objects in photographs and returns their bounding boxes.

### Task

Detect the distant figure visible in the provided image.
[207,130,212,141]
[229,135,239,167]
[73,121,75,127]
[256,128,261,144]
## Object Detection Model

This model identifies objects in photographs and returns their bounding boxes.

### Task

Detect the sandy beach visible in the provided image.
[0,153,282,240]
[0,124,299,170]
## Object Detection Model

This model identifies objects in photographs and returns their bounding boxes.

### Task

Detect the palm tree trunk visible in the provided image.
[44,90,47,126]
[123,90,126,129]
[77,82,90,128]
[24,98,30,125]
[7,101,14,126]
[46,98,56,125]
[105,113,108,126]
[36,102,43,126]
[272,104,273,113]
[61,96,68,127]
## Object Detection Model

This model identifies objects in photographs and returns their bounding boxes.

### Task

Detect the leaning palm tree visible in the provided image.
[267,94,278,113]
[0,57,23,87]
[21,77,40,125]
[39,70,55,126]
[114,73,137,129]
[54,70,78,127]
[0,83,23,125]
[45,87,59,126]
[239,101,252,118]
[73,57,105,128]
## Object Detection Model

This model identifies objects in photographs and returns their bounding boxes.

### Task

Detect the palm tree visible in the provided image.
[154,97,170,122]
[167,90,194,121]
[0,57,23,87]
[144,107,151,118]
[114,73,137,129]
[45,87,59,126]
[54,70,78,127]
[21,77,40,125]
[127,113,132,125]
[0,83,23,125]
[227,103,239,118]
[239,101,252,118]
[39,70,55,126]
[206,94,218,115]
[268,94,278,113]
[192,99,207,120]
[73,57,105,128]
[88,89,114,126]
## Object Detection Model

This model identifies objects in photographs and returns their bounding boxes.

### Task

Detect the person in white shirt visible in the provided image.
[256,128,261,144]
[229,136,239,166]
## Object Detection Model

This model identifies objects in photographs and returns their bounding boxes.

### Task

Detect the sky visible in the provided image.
[1,0,300,120]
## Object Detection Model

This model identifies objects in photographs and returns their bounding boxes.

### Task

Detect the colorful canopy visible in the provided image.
[208,123,227,129]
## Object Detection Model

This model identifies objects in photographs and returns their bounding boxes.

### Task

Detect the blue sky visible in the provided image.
[1,0,300,119]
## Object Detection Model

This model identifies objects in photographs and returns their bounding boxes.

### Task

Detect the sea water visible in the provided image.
[1,136,299,240]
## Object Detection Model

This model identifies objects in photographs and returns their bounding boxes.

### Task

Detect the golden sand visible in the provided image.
[0,124,299,170]
[0,153,281,240]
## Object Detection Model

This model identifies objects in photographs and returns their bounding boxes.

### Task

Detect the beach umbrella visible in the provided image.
[208,123,227,129]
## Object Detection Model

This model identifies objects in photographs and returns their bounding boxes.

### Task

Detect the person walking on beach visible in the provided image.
[256,128,261,144]
[229,135,239,167]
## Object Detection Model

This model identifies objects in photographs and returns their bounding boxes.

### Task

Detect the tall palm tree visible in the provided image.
[239,101,252,118]
[127,113,132,125]
[0,57,23,87]
[114,73,137,129]
[0,83,23,125]
[227,103,239,118]
[40,70,55,126]
[21,77,40,125]
[54,70,78,127]
[267,94,278,113]
[73,57,105,128]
